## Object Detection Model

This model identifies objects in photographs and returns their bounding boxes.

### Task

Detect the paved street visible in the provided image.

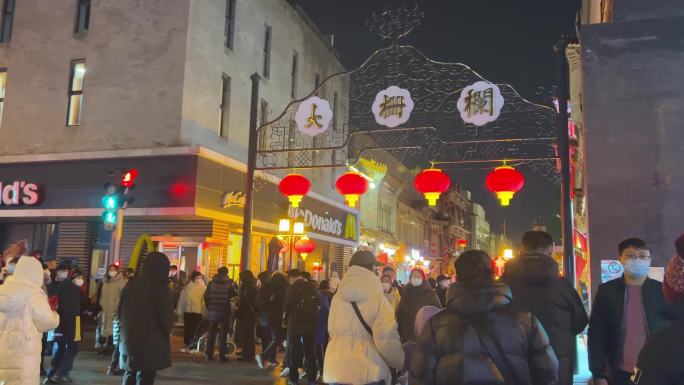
[62,334,287,385]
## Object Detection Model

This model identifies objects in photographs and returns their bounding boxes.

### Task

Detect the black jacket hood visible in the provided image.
[446,282,512,316]
[504,253,560,286]
[141,252,170,287]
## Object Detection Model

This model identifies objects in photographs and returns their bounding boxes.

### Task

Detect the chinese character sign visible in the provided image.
[295,96,333,137]
[372,86,414,128]
[457,81,504,126]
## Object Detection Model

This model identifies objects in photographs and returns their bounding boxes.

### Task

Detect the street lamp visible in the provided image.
[277,218,306,270]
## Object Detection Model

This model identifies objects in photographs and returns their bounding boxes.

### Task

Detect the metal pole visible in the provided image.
[240,73,261,271]
[112,208,124,263]
[555,37,575,286]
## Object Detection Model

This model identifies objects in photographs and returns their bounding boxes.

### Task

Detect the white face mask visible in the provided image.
[440,280,451,289]
[6,264,15,274]
[108,271,118,278]
[410,278,423,287]
[73,278,84,287]
[56,270,69,281]
[381,282,391,292]
[194,278,203,284]
[169,271,177,278]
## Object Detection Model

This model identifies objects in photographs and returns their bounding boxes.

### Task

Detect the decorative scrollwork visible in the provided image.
[366,5,425,44]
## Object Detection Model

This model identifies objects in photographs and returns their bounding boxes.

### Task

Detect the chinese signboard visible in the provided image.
[372,86,414,128]
[457,81,504,126]
[295,96,333,137]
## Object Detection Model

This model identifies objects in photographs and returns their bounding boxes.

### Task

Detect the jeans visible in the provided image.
[123,370,156,385]
[206,319,230,358]
[183,312,203,346]
[261,325,285,362]
[48,341,79,378]
[288,334,316,383]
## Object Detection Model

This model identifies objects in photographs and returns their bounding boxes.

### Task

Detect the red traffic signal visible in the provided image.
[121,169,138,188]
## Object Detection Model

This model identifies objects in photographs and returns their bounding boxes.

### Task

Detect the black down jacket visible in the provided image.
[502,253,588,385]
[633,302,684,385]
[118,252,174,372]
[397,281,442,342]
[204,273,236,322]
[409,283,559,385]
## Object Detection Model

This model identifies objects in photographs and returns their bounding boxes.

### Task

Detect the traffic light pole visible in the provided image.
[112,208,124,263]
[240,73,262,272]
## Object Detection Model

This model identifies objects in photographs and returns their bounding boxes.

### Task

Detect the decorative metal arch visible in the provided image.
[255,8,559,184]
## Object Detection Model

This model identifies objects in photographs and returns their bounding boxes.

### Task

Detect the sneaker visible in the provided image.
[107,367,123,376]
[94,342,103,349]
[43,378,58,385]
[255,354,264,369]
[280,367,290,378]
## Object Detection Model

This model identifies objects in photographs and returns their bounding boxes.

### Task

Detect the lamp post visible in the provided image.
[277,218,305,270]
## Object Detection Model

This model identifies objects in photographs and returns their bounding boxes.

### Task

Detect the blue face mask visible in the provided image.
[624,259,650,278]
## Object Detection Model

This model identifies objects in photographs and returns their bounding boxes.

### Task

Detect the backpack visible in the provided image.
[294,290,320,323]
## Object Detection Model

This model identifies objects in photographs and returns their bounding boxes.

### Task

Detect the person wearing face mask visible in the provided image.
[381,274,401,311]
[396,268,441,343]
[167,265,184,311]
[99,264,128,375]
[434,275,451,307]
[177,271,206,353]
[588,238,672,385]
[45,268,84,384]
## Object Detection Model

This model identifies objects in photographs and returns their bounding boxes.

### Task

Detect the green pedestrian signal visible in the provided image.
[102,195,119,210]
[102,210,117,225]
[102,183,120,229]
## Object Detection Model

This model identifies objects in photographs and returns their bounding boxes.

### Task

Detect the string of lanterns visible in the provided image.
[278,163,526,210]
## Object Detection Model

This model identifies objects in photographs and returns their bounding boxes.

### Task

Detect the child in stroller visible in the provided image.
[188,317,237,356]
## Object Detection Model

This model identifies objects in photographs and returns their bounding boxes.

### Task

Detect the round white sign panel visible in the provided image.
[372,86,415,128]
[457,81,504,126]
[295,96,333,137]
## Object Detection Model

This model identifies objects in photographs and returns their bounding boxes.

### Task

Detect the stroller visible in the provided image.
[189,317,237,356]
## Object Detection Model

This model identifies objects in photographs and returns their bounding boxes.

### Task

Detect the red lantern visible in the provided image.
[336,172,369,207]
[279,173,311,208]
[294,236,316,260]
[485,165,525,206]
[457,239,468,248]
[414,168,451,206]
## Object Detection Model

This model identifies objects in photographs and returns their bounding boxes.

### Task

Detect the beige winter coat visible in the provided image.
[0,257,60,385]
[324,266,404,385]
[99,273,127,338]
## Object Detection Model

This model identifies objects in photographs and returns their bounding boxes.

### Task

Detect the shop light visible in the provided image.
[278,218,291,233]
[293,221,305,235]
[404,255,410,262]
[503,248,514,260]
[369,182,376,189]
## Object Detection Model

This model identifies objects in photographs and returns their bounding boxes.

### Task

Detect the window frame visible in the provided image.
[290,50,298,99]
[66,59,86,126]
[262,24,271,78]
[74,0,91,34]
[0,0,15,43]
[0,67,7,127]
[224,0,236,49]
[219,75,231,137]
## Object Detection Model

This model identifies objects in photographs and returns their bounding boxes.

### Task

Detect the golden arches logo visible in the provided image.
[344,214,357,240]
[128,234,154,270]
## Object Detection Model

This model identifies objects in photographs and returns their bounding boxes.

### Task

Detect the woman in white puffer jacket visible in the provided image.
[324,251,404,385]
[0,256,60,385]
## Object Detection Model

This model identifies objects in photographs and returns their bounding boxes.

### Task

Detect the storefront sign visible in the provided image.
[288,206,342,237]
[0,181,39,206]
[221,191,246,208]
[295,96,333,137]
[372,86,414,128]
[457,81,504,126]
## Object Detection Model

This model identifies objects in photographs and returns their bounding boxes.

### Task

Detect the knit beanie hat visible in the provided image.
[663,234,684,304]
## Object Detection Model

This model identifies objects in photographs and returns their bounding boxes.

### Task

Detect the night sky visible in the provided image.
[294,0,580,245]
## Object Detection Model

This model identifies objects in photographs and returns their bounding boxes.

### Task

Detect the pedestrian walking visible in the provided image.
[313,279,331,381]
[0,256,60,385]
[434,274,450,307]
[381,274,401,311]
[383,266,403,295]
[118,252,174,385]
[588,238,672,385]
[237,270,258,362]
[397,268,441,343]
[177,271,205,351]
[633,234,684,385]
[409,250,559,385]
[324,251,404,385]
[256,271,272,363]
[100,264,127,374]
[204,266,236,362]
[257,271,288,369]
[502,231,588,385]
[45,268,85,384]
[168,264,184,310]
[284,269,320,385]
[329,271,341,293]
[318,279,334,304]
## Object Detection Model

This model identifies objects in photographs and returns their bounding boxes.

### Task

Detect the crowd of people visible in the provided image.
[0,229,683,385]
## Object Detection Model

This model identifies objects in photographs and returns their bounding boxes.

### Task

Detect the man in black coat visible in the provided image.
[588,238,672,385]
[502,231,588,385]
[203,266,236,362]
[257,271,288,368]
[284,269,320,385]
[118,252,174,385]
[633,239,684,385]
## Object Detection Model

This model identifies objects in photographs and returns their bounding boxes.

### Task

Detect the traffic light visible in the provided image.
[102,183,119,230]
[121,169,138,189]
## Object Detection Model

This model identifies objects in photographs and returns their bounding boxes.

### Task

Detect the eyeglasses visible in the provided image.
[622,253,651,261]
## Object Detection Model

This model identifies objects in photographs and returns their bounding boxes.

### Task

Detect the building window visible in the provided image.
[219,75,230,137]
[67,60,86,126]
[0,68,6,126]
[314,72,321,96]
[290,51,298,99]
[262,24,271,78]
[0,0,15,43]
[379,199,392,233]
[224,0,236,49]
[74,0,90,33]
